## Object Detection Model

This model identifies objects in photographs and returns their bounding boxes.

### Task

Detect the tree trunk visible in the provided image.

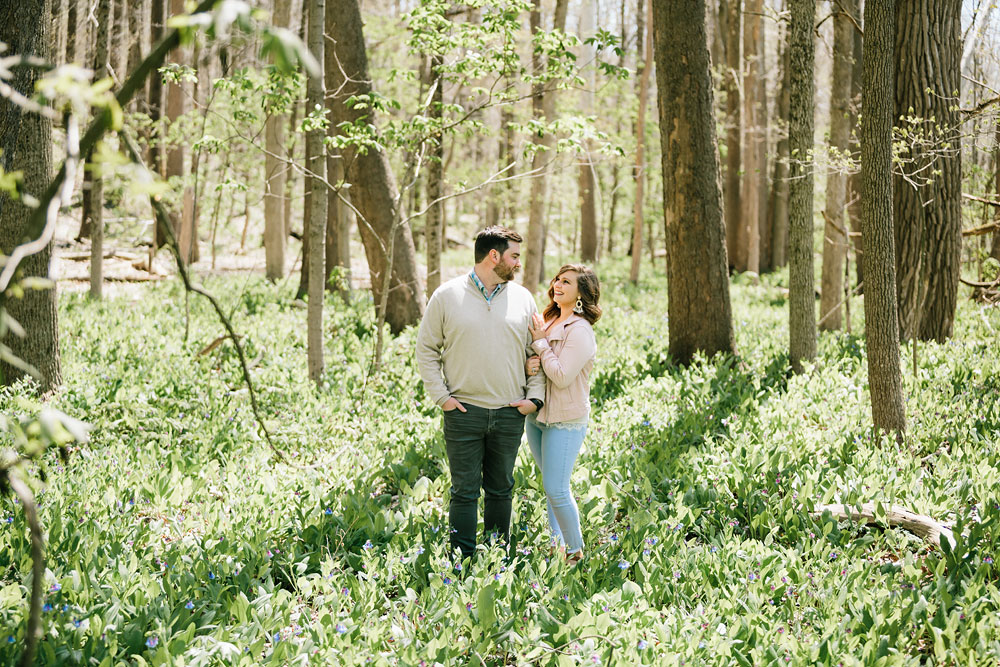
[629,0,652,284]
[523,0,569,292]
[651,0,736,364]
[327,152,351,296]
[739,0,764,274]
[893,0,962,342]
[577,0,598,264]
[819,1,853,330]
[768,17,790,269]
[88,0,111,300]
[163,0,194,261]
[425,54,444,297]
[787,0,816,373]
[110,0,128,81]
[992,120,1000,262]
[148,0,164,177]
[0,0,62,393]
[847,7,864,287]
[861,0,906,433]
[66,0,77,64]
[306,0,326,384]
[722,0,742,271]
[329,0,424,333]
[264,0,292,281]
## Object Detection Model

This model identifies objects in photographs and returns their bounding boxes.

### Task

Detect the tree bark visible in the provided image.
[893,0,962,342]
[324,0,349,297]
[788,0,816,373]
[722,0,742,271]
[88,0,111,300]
[992,120,1000,262]
[163,0,194,262]
[264,0,292,281]
[0,0,62,392]
[861,0,906,433]
[651,0,736,365]
[523,0,569,292]
[306,0,326,384]
[629,0,652,284]
[329,0,424,333]
[847,6,864,287]
[577,0,598,264]
[425,54,444,297]
[739,0,765,274]
[66,0,77,64]
[819,1,853,330]
[768,17,790,268]
[148,0,164,176]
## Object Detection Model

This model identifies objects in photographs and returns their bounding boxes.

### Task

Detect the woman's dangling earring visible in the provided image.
[573,297,584,315]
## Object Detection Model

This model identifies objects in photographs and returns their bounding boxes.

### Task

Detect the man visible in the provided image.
[416,226,545,560]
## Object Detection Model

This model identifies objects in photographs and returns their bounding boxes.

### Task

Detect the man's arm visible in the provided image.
[415,294,452,406]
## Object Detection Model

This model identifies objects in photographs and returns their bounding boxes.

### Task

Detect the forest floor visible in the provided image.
[3,218,1000,665]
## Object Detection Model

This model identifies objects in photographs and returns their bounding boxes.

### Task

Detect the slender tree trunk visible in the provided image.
[722,0,742,270]
[992,121,1000,262]
[265,0,292,282]
[651,0,736,364]
[788,0,816,372]
[768,16,791,268]
[329,0,424,333]
[51,0,64,65]
[740,0,767,274]
[861,0,906,433]
[847,6,864,287]
[0,0,62,393]
[425,54,444,297]
[893,0,962,342]
[577,0,598,263]
[148,0,164,178]
[629,0,652,284]
[819,2,853,330]
[88,0,111,300]
[524,0,569,292]
[164,0,193,262]
[110,0,127,81]
[66,0,77,64]
[306,0,326,384]
[324,0,349,297]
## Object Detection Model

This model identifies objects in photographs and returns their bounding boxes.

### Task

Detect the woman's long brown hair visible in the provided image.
[543,264,602,324]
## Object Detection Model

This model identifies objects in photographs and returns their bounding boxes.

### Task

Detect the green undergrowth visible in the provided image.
[2,263,1000,665]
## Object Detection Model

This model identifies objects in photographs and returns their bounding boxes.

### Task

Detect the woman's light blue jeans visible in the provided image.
[525,417,586,554]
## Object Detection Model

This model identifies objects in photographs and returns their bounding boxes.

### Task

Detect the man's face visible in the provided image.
[493,242,521,282]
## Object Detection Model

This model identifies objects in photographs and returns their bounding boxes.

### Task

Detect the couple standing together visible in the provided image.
[416,226,601,564]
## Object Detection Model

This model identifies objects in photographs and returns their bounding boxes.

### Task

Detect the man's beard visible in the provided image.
[495,262,517,282]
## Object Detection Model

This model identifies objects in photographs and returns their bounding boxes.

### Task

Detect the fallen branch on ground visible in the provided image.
[812,502,956,549]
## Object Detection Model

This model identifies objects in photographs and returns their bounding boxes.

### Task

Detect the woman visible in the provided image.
[525,264,601,564]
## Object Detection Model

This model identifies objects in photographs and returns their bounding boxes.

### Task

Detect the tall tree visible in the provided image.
[424,53,444,297]
[740,0,767,274]
[993,121,1000,263]
[651,0,736,364]
[721,0,742,270]
[87,0,111,300]
[787,0,816,372]
[165,0,195,263]
[861,0,906,433]
[819,0,854,330]
[0,0,62,393]
[577,0,598,263]
[264,0,292,281]
[329,0,424,333]
[628,0,652,284]
[893,0,962,342]
[846,6,864,286]
[148,0,165,179]
[523,0,568,293]
[305,0,326,384]
[767,14,790,268]
[324,0,350,297]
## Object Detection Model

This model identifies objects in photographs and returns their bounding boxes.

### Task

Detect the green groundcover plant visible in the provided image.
[1,260,999,665]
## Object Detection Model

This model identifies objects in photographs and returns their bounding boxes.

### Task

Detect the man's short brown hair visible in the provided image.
[474,226,523,263]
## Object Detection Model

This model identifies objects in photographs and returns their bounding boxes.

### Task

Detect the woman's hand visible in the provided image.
[529,312,547,341]
[525,355,540,376]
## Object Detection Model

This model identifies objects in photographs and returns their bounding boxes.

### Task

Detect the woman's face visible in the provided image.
[551,271,580,310]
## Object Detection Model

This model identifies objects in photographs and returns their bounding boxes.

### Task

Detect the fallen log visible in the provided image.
[812,502,956,549]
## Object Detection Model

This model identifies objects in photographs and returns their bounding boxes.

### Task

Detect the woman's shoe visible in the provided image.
[566,550,584,566]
